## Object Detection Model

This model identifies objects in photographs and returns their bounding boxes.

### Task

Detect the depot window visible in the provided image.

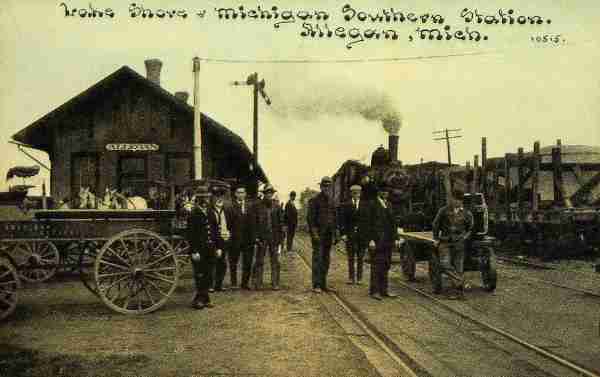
[119,156,147,196]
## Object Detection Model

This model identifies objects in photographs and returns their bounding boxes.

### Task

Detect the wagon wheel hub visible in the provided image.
[132,267,144,278]
[28,254,42,266]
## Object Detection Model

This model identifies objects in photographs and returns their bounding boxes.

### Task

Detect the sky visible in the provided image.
[1,0,599,200]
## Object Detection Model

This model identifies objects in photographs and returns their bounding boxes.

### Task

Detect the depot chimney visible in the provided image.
[174,91,189,103]
[144,59,163,86]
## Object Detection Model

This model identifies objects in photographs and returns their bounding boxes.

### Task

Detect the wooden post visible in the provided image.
[473,155,479,194]
[517,147,524,218]
[504,153,511,218]
[466,160,472,194]
[482,137,487,198]
[192,57,203,180]
[42,182,47,210]
[532,141,540,212]
[552,147,562,205]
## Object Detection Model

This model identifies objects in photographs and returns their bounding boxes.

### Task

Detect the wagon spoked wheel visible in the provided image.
[480,247,497,292]
[94,229,179,315]
[0,256,20,320]
[10,241,60,283]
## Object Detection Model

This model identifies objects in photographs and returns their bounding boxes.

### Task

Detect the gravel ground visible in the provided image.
[0,254,380,377]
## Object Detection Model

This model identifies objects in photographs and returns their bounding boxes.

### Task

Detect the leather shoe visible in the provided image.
[312,287,322,293]
[192,302,205,310]
[382,293,398,299]
[370,293,383,301]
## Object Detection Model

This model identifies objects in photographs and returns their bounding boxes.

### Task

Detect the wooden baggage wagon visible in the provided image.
[0,209,191,319]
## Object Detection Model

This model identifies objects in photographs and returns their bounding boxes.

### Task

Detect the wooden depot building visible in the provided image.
[11,59,267,203]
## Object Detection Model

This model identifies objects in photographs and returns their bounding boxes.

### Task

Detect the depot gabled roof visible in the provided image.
[11,65,267,182]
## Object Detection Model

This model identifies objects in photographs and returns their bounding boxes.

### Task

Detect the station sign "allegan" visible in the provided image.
[105,143,160,152]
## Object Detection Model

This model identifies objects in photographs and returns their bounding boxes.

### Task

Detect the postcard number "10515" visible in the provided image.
[531,34,564,43]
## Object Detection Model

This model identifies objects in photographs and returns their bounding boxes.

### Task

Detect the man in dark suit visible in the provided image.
[210,185,231,292]
[367,184,401,300]
[284,191,298,254]
[253,184,284,290]
[340,185,370,285]
[228,185,256,290]
[307,176,338,293]
[186,185,218,309]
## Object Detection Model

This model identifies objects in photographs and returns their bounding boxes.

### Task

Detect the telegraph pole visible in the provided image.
[232,73,271,194]
[433,128,462,167]
[433,128,462,197]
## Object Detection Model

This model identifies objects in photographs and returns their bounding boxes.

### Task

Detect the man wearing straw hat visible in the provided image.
[307,176,338,293]
[186,184,218,310]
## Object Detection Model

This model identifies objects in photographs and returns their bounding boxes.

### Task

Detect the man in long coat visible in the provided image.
[186,185,218,309]
[340,185,370,285]
[228,185,256,290]
[307,176,338,293]
[210,185,231,291]
[367,185,400,300]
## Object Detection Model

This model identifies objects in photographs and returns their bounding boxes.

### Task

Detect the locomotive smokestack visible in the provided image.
[144,59,163,86]
[388,134,399,162]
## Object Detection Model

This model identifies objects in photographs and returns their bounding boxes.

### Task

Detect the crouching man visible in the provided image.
[186,185,218,309]
[432,193,474,299]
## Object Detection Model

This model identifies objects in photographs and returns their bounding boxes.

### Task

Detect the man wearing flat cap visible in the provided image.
[307,176,338,293]
[367,184,401,300]
[253,184,284,290]
[186,185,218,309]
[340,185,370,285]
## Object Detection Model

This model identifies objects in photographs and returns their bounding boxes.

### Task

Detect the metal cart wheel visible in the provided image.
[480,246,497,292]
[94,229,179,315]
[0,256,20,320]
[429,248,443,294]
[9,240,60,283]
[400,242,416,281]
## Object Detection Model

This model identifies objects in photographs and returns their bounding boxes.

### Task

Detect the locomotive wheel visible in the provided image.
[79,240,102,297]
[480,247,497,292]
[94,229,179,315]
[9,240,60,283]
[400,242,416,281]
[171,238,191,271]
[0,256,19,320]
[429,248,443,294]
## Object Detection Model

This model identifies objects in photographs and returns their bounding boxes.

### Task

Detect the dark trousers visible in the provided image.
[286,224,297,252]
[210,241,229,290]
[253,241,280,288]
[228,246,240,287]
[438,241,465,289]
[311,231,334,289]
[191,256,212,304]
[234,243,255,288]
[369,245,392,295]
[346,233,365,282]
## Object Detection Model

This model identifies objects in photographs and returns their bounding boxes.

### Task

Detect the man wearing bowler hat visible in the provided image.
[186,185,218,309]
[367,184,401,300]
[341,184,369,285]
[307,176,338,293]
[253,184,284,290]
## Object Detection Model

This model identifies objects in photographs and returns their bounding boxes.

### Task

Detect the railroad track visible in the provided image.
[497,256,600,298]
[295,235,600,377]
[293,246,423,377]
